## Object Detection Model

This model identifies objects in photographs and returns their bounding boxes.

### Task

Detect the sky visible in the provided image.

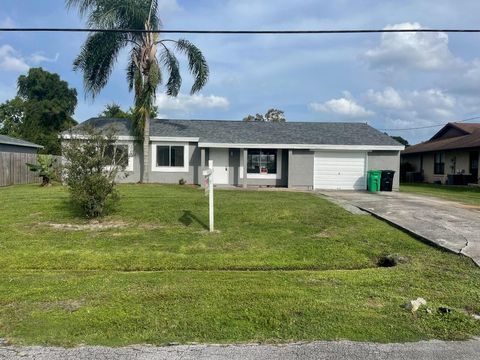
[2,0,480,144]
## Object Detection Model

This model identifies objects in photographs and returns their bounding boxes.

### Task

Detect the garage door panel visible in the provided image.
[314,151,366,190]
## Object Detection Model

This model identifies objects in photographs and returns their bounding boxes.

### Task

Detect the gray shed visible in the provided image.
[0,135,43,154]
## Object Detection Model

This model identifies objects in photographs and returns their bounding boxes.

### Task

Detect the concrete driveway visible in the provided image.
[320,191,480,267]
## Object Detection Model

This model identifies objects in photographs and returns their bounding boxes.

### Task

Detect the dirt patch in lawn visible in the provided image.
[40,221,167,231]
[6,299,85,313]
[37,299,85,313]
[137,223,167,230]
[313,230,336,238]
[43,220,130,231]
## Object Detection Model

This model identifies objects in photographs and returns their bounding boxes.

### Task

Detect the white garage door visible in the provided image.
[314,151,366,190]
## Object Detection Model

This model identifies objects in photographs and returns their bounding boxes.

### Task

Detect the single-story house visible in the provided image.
[64,118,404,190]
[401,122,480,185]
[0,134,43,154]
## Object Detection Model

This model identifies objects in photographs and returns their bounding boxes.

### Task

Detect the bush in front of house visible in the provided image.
[62,126,128,218]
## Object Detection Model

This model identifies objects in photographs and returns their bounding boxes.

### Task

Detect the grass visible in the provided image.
[400,183,480,206]
[0,184,480,346]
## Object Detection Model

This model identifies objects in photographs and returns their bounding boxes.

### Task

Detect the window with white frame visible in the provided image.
[247,149,277,174]
[104,143,134,171]
[105,144,129,167]
[240,149,281,179]
[152,143,189,172]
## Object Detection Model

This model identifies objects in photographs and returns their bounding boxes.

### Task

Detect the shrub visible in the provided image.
[179,178,186,185]
[62,126,129,218]
[26,154,59,186]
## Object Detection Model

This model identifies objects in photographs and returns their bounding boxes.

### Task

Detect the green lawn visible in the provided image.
[0,184,480,346]
[401,183,480,206]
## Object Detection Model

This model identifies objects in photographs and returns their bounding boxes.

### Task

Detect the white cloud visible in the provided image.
[366,87,409,109]
[364,22,462,71]
[363,87,461,142]
[367,87,455,113]
[310,92,374,117]
[155,93,230,112]
[30,52,60,64]
[410,89,456,110]
[0,45,62,73]
[0,45,29,72]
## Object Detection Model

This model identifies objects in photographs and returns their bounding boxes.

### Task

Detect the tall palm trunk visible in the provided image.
[142,115,150,183]
[70,3,209,186]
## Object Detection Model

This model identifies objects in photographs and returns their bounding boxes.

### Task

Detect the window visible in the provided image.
[247,149,277,174]
[434,152,445,175]
[153,144,187,171]
[105,144,129,167]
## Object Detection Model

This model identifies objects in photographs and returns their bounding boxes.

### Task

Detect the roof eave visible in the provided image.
[0,141,43,149]
[198,142,404,151]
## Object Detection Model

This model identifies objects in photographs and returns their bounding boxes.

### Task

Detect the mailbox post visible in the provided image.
[202,160,214,232]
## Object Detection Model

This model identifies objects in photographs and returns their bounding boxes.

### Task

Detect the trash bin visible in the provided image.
[367,170,382,192]
[380,170,395,191]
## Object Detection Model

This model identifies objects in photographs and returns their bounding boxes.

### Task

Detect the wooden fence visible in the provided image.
[0,152,48,187]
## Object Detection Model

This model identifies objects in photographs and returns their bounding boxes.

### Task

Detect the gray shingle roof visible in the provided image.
[0,134,43,148]
[67,118,401,146]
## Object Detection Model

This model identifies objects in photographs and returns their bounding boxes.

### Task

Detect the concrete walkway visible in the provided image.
[1,339,480,360]
[320,191,480,266]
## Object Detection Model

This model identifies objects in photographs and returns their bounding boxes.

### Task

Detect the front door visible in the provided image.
[470,151,479,181]
[210,148,229,185]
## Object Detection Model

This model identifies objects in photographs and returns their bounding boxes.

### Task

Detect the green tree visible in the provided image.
[385,133,410,147]
[67,0,209,182]
[391,136,409,147]
[0,68,78,154]
[62,126,128,218]
[243,109,286,123]
[99,103,131,119]
[0,97,24,136]
[99,103,159,119]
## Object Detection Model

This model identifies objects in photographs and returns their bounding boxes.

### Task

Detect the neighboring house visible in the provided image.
[63,118,404,190]
[0,134,43,154]
[401,122,480,185]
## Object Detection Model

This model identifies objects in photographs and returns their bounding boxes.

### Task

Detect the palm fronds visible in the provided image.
[175,39,209,94]
[73,31,127,97]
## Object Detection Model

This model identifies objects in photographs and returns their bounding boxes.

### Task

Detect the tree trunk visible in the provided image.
[142,115,150,183]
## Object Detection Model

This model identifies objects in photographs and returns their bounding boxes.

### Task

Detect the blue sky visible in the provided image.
[2,0,480,143]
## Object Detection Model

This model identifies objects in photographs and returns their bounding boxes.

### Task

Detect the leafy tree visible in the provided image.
[243,109,286,123]
[26,154,59,186]
[0,97,24,136]
[391,136,409,147]
[385,133,410,147]
[265,108,286,123]
[0,68,78,154]
[67,0,209,182]
[100,103,131,119]
[99,103,159,119]
[243,114,265,122]
[62,126,128,218]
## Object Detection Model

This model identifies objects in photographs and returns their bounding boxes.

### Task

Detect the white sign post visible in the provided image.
[202,160,214,232]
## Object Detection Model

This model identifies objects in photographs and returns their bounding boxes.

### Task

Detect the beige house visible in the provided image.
[401,122,480,185]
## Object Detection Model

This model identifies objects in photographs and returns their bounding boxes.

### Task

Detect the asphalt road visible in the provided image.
[1,340,480,360]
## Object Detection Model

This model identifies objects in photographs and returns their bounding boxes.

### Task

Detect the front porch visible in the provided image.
[199,147,290,188]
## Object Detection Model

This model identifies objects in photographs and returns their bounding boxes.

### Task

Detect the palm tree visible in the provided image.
[67,0,209,182]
